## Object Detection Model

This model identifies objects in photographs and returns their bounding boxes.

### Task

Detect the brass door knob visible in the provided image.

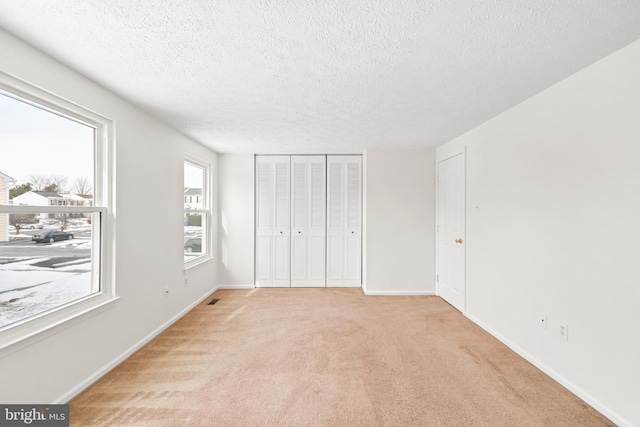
[455,238,463,244]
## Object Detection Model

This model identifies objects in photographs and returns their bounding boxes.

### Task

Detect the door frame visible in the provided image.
[435,148,467,312]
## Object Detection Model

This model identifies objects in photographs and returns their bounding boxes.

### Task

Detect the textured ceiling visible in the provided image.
[1,1,640,154]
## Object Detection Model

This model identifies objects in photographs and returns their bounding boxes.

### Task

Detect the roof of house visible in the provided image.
[32,191,63,198]
[60,193,90,201]
[0,171,16,182]
[13,191,92,200]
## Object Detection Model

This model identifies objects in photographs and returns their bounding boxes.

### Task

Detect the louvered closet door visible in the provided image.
[326,156,362,287]
[291,156,326,287]
[255,156,290,287]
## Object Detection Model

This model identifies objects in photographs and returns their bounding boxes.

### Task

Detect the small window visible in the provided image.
[0,71,115,348]
[184,157,210,267]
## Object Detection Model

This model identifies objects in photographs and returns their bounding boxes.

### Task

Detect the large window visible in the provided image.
[184,156,210,267]
[0,72,114,348]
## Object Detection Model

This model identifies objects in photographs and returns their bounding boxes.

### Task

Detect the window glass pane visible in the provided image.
[0,93,94,208]
[0,212,94,328]
[184,213,203,261]
[184,159,207,264]
[184,162,204,210]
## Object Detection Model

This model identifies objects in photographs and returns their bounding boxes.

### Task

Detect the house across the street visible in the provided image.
[11,191,92,211]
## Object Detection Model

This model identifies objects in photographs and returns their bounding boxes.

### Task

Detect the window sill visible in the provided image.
[184,255,214,271]
[0,293,120,359]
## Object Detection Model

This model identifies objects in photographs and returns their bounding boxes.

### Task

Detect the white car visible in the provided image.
[18,222,44,229]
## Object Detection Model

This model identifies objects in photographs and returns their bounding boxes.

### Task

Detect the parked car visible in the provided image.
[32,230,74,243]
[184,238,201,253]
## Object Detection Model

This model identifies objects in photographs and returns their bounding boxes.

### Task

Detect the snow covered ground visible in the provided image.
[0,270,92,327]
[0,223,94,328]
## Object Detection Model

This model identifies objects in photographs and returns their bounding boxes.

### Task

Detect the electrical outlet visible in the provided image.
[559,322,568,341]
[538,312,547,329]
[184,276,189,287]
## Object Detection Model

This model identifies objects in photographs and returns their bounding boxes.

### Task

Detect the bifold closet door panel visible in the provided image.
[255,156,290,287]
[326,156,362,287]
[273,158,291,286]
[344,157,362,285]
[291,156,326,287]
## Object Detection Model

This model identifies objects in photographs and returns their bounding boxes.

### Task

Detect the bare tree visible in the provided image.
[55,213,69,231]
[9,213,35,235]
[46,175,68,193]
[72,176,92,195]
[27,175,67,193]
[27,175,48,191]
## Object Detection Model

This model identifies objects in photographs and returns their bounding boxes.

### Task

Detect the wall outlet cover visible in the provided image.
[559,322,568,341]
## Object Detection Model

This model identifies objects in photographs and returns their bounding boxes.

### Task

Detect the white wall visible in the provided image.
[0,29,218,403]
[218,151,436,293]
[438,39,640,426]
[364,149,436,295]
[218,154,255,286]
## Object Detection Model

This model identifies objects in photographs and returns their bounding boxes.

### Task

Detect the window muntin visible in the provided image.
[0,71,114,347]
[184,158,210,266]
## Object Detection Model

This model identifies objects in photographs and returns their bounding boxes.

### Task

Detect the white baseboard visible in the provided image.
[464,312,630,427]
[55,287,218,404]
[217,284,255,290]
[363,289,436,296]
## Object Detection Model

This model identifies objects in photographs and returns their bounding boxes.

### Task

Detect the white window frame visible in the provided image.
[0,71,117,354]
[184,155,212,269]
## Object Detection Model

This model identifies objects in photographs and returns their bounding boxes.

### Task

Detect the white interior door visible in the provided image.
[255,156,290,287]
[326,156,362,287]
[437,152,466,311]
[291,156,326,287]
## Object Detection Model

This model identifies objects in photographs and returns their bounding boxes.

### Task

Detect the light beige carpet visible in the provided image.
[70,289,613,426]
